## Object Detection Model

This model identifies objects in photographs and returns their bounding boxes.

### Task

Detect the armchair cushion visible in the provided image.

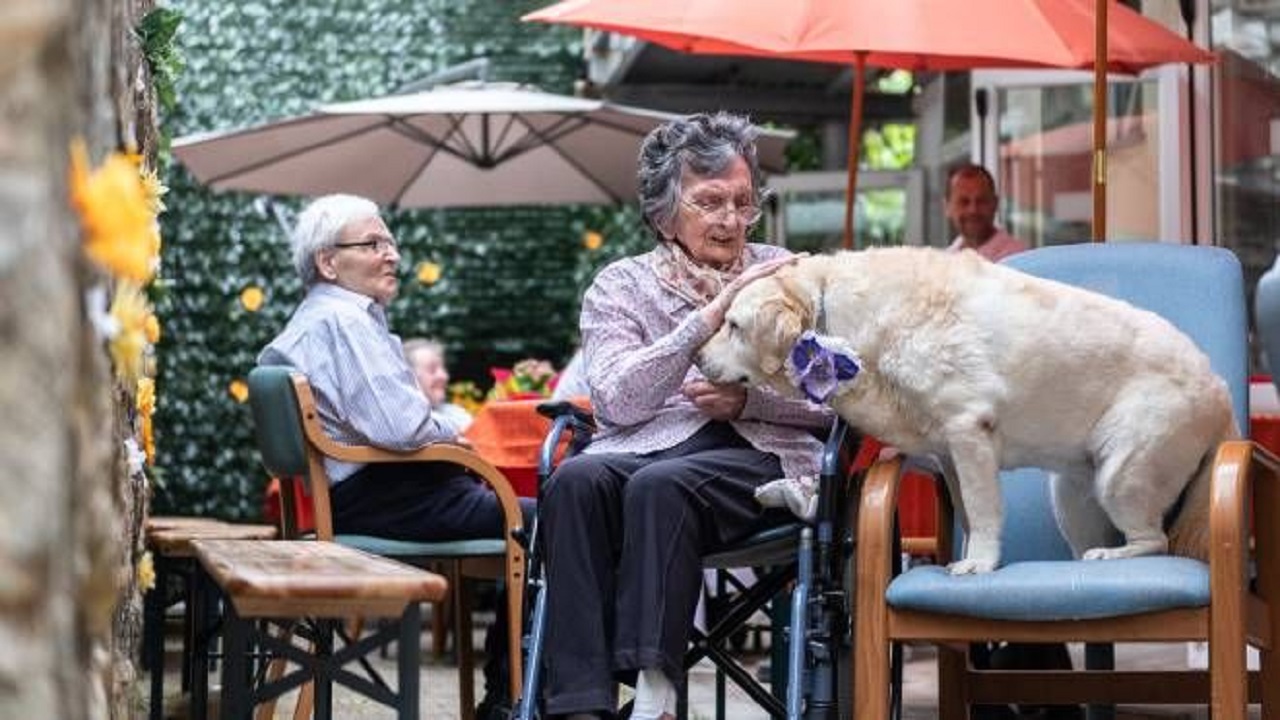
[887,555,1209,622]
[335,534,507,559]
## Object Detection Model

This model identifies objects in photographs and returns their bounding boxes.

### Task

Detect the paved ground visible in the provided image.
[148,610,1248,719]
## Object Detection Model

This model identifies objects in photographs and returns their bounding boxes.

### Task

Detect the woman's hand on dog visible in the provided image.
[681,380,747,420]
[699,254,805,330]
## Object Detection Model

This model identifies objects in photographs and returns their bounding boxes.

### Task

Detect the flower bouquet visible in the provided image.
[488,358,558,401]
[447,380,486,415]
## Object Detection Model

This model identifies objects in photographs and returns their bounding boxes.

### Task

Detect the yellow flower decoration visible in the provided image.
[228,379,249,404]
[68,138,158,283]
[582,230,604,251]
[136,377,155,418]
[109,282,151,384]
[136,551,156,593]
[416,261,442,285]
[240,285,265,312]
[144,314,161,344]
[141,415,155,466]
[139,166,168,215]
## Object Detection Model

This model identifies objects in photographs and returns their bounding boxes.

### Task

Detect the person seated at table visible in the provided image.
[539,112,832,720]
[403,336,474,433]
[257,193,532,719]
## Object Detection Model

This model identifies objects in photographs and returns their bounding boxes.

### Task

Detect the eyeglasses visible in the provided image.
[680,195,763,228]
[333,237,399,256]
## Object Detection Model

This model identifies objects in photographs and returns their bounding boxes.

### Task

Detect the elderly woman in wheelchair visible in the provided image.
[534,112,832,720]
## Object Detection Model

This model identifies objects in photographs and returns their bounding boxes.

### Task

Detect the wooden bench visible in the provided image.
[191,539,447,720]
[143,518,277,720]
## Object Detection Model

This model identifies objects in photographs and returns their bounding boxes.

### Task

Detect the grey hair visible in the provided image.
[402,337,445,365]
[636,112,763,241]
[290,194,381,286]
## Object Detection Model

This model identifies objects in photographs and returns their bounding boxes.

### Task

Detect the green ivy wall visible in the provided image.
[155,0,651,518]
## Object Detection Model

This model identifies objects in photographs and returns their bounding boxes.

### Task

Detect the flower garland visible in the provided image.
[69,136,167,594]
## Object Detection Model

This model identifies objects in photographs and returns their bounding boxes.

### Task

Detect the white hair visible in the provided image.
[290,194,381,286]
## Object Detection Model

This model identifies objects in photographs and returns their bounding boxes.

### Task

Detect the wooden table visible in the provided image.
[143,520,277,720]
[191,540,447,720]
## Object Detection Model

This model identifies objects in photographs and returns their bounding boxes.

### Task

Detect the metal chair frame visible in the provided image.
[514,403,875,720]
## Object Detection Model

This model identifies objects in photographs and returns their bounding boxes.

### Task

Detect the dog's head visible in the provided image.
[697,270,815,386]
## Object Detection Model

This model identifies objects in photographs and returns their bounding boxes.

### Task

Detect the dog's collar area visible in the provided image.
[785,330,861,404]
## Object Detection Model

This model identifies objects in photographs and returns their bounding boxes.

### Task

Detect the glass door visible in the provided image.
[972,66,1190,246]
[765,169,925,252]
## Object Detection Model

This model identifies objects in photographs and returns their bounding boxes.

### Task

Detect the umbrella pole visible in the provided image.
[1092,0,1108,242]
[842,52,867,251]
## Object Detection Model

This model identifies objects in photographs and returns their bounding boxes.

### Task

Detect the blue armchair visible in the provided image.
[852,243,1280,719]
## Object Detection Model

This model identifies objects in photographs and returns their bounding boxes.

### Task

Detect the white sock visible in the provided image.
[632,668,676,720]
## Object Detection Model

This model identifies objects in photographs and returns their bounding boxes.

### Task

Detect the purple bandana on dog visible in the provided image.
[785,331,861,404]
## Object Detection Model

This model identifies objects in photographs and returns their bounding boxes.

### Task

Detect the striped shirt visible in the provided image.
[580,243,833,478]
[258,283,459,484]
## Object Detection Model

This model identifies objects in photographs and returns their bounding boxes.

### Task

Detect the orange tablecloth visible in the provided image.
[464,398,590,498]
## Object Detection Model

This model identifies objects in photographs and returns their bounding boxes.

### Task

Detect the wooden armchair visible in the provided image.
[247,366,526,718]
[853,243,1279,719]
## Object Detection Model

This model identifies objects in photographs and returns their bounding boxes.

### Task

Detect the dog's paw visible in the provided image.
[946,557,998,575]
[754,475,817,522]
[1081,540,1164,561]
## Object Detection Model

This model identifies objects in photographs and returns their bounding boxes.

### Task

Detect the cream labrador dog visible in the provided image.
[698,247,1236,574]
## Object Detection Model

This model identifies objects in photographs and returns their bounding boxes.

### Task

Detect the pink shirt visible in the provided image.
[578,243,833,478]
[946,228,1029,262]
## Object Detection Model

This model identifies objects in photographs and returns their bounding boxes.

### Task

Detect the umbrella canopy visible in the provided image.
[525,0,1214,244]
[525,0,1211,72]
[172,82,793,209]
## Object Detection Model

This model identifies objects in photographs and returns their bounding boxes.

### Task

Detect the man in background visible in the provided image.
[944,163,1029,261]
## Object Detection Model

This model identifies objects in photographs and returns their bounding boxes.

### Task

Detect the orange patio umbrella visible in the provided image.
[525,0,1214,246]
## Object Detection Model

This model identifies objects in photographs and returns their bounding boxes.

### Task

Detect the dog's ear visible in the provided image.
[754,283,810,375]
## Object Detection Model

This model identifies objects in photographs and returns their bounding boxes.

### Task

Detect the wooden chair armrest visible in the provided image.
[1207,439,1280,677]
[297,397,525,537]
[856,456,906,585]
[1212,440,1280,640]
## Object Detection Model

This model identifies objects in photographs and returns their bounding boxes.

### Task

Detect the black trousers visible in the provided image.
[331,462,537,702]
[331,461,535,540]
[540,422,786,716]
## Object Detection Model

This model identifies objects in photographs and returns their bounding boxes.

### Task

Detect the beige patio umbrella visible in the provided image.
[172,82,792,208]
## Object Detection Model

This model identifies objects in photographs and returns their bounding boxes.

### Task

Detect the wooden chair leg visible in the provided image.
[283,618,365,720]
[454,566,475,720]
[288,617,363,720]
[432,596,450,659]
[853,582,889,719]
[292,682,315,720]
[432,562,455,660]
[254,622,298,720]
[937,643,968,720]
[1262,646,1279,720]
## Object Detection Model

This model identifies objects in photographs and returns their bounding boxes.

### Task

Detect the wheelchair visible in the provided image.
[512,402,891,720]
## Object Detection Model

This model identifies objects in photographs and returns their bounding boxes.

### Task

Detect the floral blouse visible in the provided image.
[579,243,833,478]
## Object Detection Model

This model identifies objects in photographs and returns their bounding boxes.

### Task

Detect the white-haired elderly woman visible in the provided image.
[257,194,531,719]
[539,113,832,720]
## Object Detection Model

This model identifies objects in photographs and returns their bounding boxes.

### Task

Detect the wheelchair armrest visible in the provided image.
[536,400,596,431]
[820,418,857,479]
[537,401,596,481]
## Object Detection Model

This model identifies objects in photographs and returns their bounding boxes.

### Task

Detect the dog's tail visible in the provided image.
[1167,412,1240,561]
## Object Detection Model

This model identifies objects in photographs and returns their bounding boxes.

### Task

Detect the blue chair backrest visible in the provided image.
[1255,256,1280,395]
[949,243,1250,563]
